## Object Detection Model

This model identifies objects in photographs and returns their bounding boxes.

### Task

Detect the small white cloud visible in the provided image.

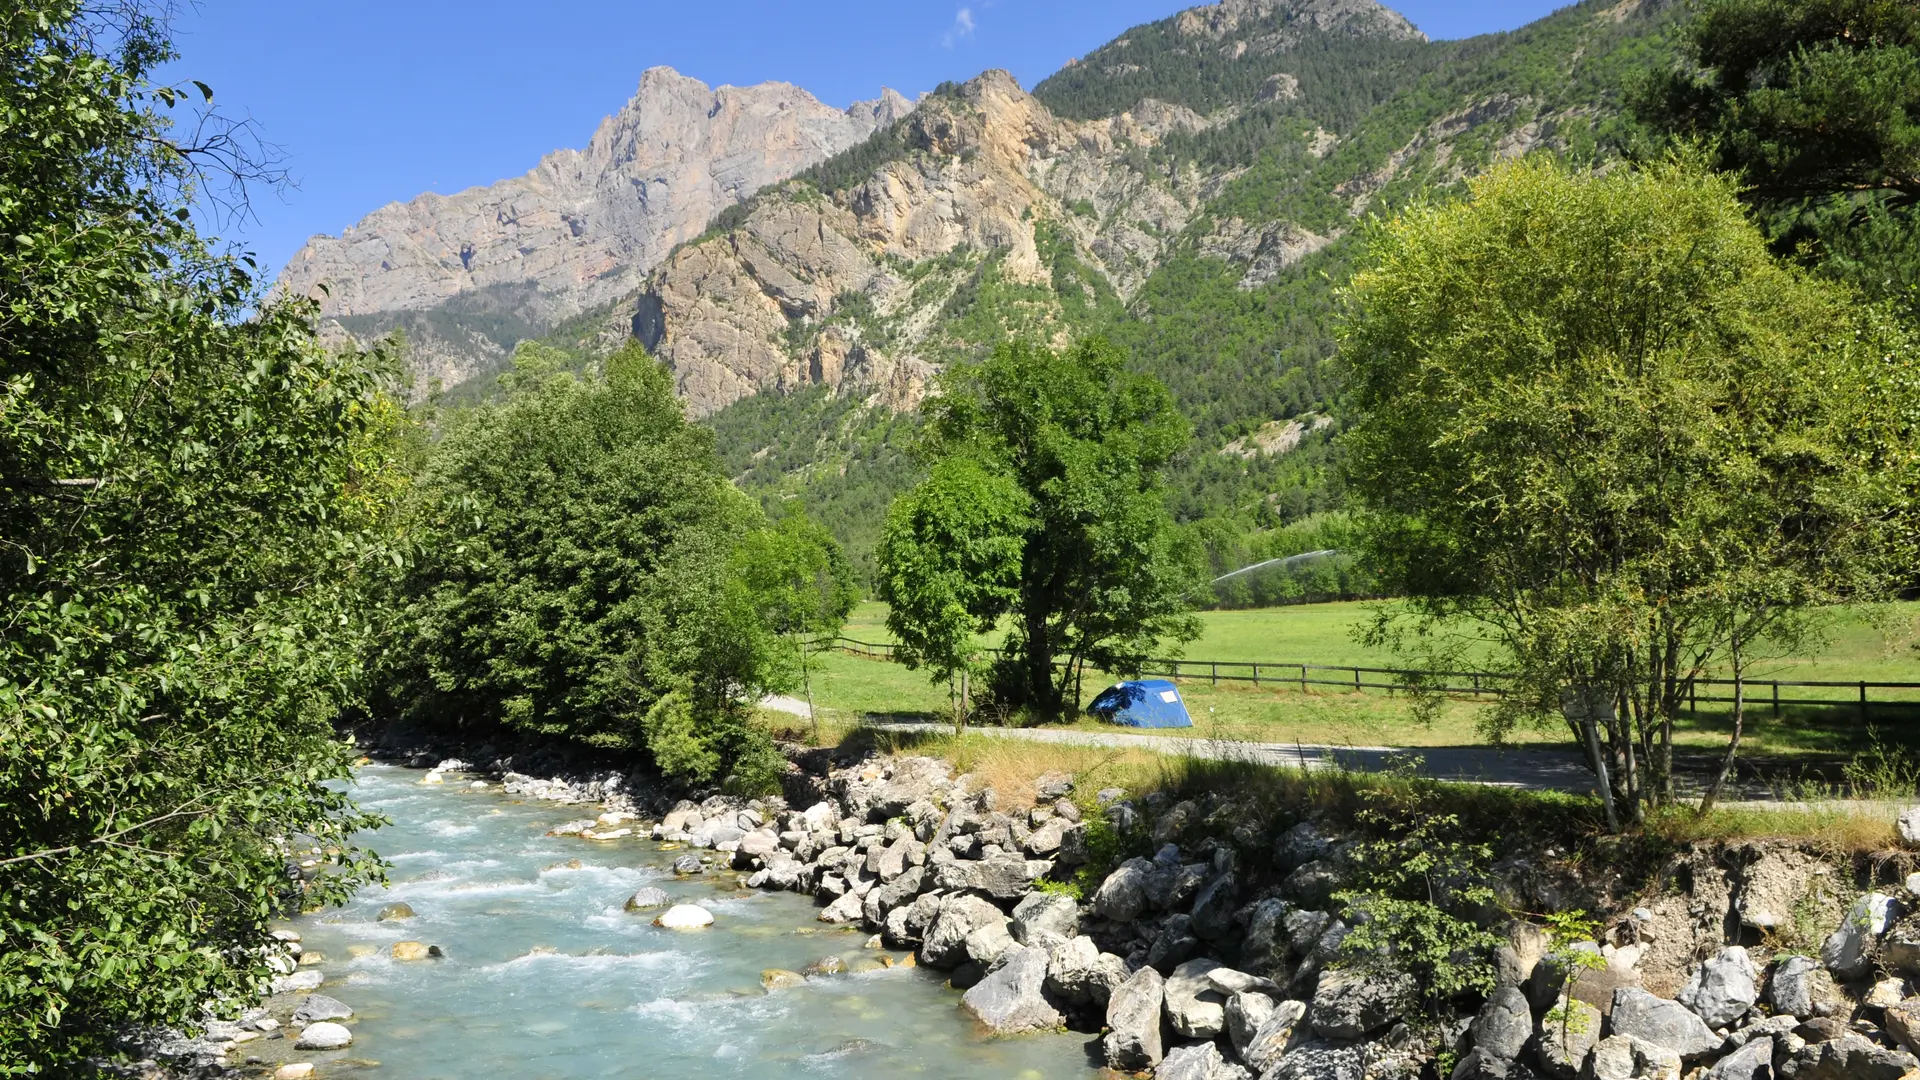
[941,7,976,48]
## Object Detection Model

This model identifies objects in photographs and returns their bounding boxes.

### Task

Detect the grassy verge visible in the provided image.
[808,726,1901,859]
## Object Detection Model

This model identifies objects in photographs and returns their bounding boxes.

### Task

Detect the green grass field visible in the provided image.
[811,599,1920,759]
[842,599,1920,680]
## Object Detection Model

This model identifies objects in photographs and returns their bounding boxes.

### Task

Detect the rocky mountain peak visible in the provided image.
[273,65,910,372]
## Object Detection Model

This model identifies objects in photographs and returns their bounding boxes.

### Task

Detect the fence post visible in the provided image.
[1472,672,1480,697]
[1253,663,1260,687]
[1862,681,1869,721]
[1212,662,1218,687]
[1772,681,1779,718]
[1354,668,1362,693]
[1300,664,1307,693]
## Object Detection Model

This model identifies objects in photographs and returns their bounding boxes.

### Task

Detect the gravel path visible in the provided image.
[873,721,1605,794]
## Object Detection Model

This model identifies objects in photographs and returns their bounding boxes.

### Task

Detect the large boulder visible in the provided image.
[1676,946,1757,1028]
[1775,1034,1917,1079]
[1821,892,1898,981]
[921,894,1006,969]
[1010,892,1079,947]
[1044,936,1126,1005]
[960,945,1062,1034]
[1265,1041,1367,1080]
[1092,857,1154,922]
[293,1022,352,1050]
[290,994,353,1024]
[1886,995,1920,1054]
[1587,1034,1681,1080]
[1164,958,1228,1039]
[935,851,1044,901]
[964,917,1017,968]
[1239,999,1309,1074]
[1156,1041,1251,1080]
[1704,1036,1775,1080]
[1274,822,1333,871]
[1880,914,1920,977]
[817,888,864,924]
[1607,989,1720,1060]
[1240,898,1291,977]
[1103,966,1167,1070]
[1468,985,1533,1063]
[1190,872,1239,940]
[1770,955,1845,1019]
[1535,996,1602,1080]
[1226,990,1275,1057]
[1308,967,1415,1040]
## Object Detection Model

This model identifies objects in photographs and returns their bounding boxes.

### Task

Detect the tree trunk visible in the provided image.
[1699,636,1745,815]
[1583,714,1620,832]
[798,633,817,745]
[1023,604,1059,716]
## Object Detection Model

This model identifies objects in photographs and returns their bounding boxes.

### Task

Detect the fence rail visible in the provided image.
[824,636,1920,718]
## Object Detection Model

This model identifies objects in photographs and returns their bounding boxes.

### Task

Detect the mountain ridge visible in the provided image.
[275,66,912,393]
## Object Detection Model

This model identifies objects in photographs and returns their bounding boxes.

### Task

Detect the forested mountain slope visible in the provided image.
[659,0,1681,577]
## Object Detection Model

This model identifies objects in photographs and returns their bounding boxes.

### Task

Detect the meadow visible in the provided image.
[806,599,1920,760]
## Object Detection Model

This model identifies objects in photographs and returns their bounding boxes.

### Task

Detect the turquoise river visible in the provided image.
[285,764,1102,1079]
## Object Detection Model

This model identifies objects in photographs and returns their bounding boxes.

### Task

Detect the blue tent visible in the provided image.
[1088,679,1192,728]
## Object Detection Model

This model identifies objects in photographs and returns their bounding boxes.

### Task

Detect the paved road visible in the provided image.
[872,721,1605,794]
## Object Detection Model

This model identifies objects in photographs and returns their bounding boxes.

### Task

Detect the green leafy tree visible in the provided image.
[0,4,402,1070]
[1332,767,1503,1037]
[734,511,858,733]
[379,344,787,790]
[1636,0,1920,299]
[1340,156,1919,825]
[878,337,1202,717]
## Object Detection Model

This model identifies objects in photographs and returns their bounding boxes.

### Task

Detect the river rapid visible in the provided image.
[288,765,1102,1079]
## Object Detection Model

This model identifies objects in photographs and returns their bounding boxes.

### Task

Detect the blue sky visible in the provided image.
[160,1,1571,278]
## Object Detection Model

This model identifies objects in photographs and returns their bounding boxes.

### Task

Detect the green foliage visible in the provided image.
[1340,155,1920,819]
[376,345,787,786]
[1636,0,1920,301]
[704,384,922,588]
[1190,513,1381,608]
[1032,10,1430,124]
[733,510,858,724]
[881,337,1203,715]
[0,4,401,1069]
[1332,764,1504,1028]
[876,458,1029,684]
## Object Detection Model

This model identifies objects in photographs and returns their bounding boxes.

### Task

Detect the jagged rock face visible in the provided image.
[275,66,910,350]
[632,70,1213,417]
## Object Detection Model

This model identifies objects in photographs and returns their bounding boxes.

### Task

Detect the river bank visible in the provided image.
[125,728,1920,1080]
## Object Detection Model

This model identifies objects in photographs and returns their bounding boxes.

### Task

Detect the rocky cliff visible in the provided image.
[275,67,911,390]
[630,70,1218,416]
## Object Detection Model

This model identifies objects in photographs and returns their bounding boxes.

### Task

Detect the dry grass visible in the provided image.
[1648,801,1901,853]
[870,728,1171,809]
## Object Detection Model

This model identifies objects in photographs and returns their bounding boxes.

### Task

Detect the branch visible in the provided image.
[0,802,212,868]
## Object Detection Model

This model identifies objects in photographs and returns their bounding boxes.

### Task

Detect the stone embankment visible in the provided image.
[639,753,1920,1080]
[129,741,1920,1080]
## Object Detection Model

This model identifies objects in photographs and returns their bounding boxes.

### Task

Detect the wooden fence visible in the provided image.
[826,637,1920,719]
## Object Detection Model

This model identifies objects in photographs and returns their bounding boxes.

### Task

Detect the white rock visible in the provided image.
[274,1066,314,1080]
[1677,946,1757,1028]
[270,970,324,994]
[654,904,714,929]
[1822,892,1899,980]
[293,1022,352,1050]
[1899,806,1920,844]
